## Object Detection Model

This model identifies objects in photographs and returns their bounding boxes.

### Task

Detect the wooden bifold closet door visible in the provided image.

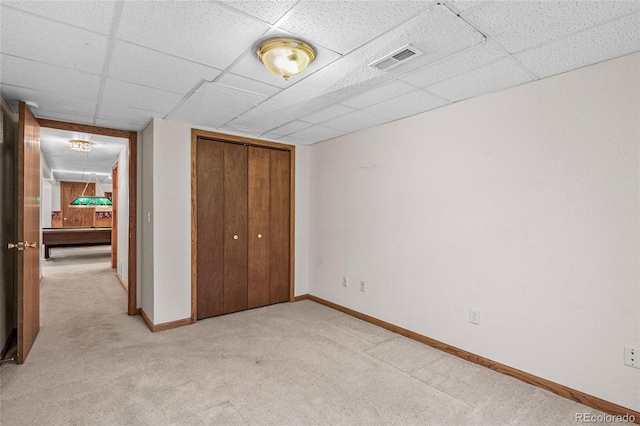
[196,138,290,320]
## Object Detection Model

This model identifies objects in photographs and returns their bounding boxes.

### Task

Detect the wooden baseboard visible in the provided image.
[139,308,191,333]
[115,273,128,293]
[293,294,310,302]
[305,294,639,423]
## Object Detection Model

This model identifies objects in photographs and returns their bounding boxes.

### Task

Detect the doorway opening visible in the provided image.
[38,119,137,316]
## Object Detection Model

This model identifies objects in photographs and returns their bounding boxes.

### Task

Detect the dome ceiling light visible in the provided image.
[256,37,316,81]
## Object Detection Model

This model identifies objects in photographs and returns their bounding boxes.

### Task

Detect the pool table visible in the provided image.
[42,227,111,259]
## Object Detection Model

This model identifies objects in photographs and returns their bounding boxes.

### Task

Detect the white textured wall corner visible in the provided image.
[150,119,192,325]
[308,53,640,411]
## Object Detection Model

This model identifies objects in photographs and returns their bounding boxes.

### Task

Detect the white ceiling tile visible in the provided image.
[97,103,164,127]
[466,0,640,53]
[287,125,349,145]
[267,120,313,136]
[219,0,297,24]
[400,41,505,88]
[322,110,389,133]
[447,1,489,14]
[363,90,449,121]
[515,13,640,79]
[0,7,108,74]
[169,82,267,129]
[342,80,417,109]
[217,124,265,138]
[1,84,97,117]
[300,104,356,124]
[427,58,535,102]
[280,1,432,54]
[1,54,101,101]
[217,73,282,97]
[101,79,184,115]
[94,119,143,132]
[109,42,222,95]
[3,1,116,35]
[118,1,270,69]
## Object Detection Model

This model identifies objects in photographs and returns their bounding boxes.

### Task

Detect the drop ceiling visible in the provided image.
[1,0,639,152]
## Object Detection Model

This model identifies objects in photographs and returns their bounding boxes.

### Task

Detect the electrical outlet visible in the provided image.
[624,346,639,369]
[360,281,365,292]
[469,309,480,325]
[342,276,348,287]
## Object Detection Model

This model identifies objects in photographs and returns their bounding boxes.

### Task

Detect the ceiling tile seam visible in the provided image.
[112,39,225,73]
[420,54,516,95]
[0,82,100,107]
[394,42,493,88]
[0,52,104,79]
[163,79,209,121]
[336,82,432,113]
[314,1,440,59]
[320,113,389,133]
[92,1,125,125]
[105,75,192,97]
[216,0,300,27]
[465,8,640,58]
[1,4,114,37]
[456,0,496,17]
[266,120,315,137]
[506,9,640,58]
[164,24,283,122]
[503,54,539,81]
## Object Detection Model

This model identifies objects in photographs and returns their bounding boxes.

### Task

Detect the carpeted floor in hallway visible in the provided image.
[0,246,618,425]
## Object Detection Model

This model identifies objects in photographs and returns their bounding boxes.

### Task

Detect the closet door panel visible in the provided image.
[269,149,290,304]
[248,147,270,309]
[223,143,248,314]
[196,139,224,319]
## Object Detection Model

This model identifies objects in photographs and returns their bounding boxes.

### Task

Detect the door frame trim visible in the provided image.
[37,119,138,316]
[190,129,295,323]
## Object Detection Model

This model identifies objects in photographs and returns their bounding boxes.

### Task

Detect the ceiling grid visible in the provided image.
[0,0,638,177]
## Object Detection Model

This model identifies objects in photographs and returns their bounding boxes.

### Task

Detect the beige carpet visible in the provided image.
[0,246,615,425]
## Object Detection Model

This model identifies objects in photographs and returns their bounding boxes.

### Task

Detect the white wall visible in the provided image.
[150,119,191,324]
[308,53,640,411]
[140,121,154,322]
[114,146,129,283]
[141,119,310,324]
[41,180,52,228]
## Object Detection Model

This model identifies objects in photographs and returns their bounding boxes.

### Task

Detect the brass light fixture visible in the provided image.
[69,139,93,153]
[256,37,316,81]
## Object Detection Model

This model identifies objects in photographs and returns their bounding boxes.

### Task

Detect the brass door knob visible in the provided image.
[25,242,37,249]
[257,234,262,239]
[233,235,238,240]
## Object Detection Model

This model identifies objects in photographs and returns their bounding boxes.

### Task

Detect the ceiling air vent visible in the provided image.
[370,45,423,71]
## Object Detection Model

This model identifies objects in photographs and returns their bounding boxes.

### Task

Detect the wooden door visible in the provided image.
[223,143,248,314]
[194,135,292,320]
[61,181,95,227]
[248,147,271,308]
[16,101,40,364]
[196,140,225,319]
[269,150,290,303]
